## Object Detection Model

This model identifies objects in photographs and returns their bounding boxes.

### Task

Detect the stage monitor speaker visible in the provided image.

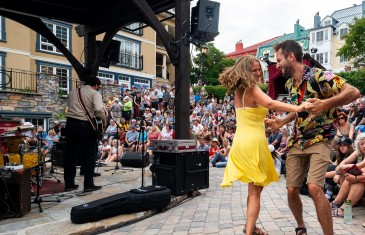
[191,0,220,43]
[120,152,149,168]
[152,151,209,196]
[0,169,31,218]
[96,40,121,68]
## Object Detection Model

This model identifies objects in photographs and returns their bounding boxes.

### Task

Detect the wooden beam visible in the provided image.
[130,0,178,65]
[174,0,191,139]
[0,10,86,80]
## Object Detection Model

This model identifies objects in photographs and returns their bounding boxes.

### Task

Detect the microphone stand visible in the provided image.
[104,116,133,174]
[32,130,61,213]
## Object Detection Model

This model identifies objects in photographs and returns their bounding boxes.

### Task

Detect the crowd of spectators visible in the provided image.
[98,82,365,216]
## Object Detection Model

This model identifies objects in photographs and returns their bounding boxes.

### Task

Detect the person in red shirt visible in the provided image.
[209,138,220,161]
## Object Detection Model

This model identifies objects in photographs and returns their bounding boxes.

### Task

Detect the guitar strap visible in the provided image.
[77,87,97,131]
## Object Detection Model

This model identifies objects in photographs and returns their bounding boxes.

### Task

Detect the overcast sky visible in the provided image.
[191,0,363,54]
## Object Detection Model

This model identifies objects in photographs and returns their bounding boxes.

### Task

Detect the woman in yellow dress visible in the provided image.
[219,55,310,235]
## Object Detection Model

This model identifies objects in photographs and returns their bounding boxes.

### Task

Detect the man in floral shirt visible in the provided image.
[272,40,360,235]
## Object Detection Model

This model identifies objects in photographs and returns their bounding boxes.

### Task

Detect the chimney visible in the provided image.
[235,40,243,52]
[314,12,321,28]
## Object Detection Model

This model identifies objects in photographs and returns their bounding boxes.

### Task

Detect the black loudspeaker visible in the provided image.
[96,40,121,68]
[120,152,149,168]
[0,169,31,218]
[191,0,220,43]
[152,151,209,196]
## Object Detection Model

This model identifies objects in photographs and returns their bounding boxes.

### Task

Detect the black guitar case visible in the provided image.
[70,185,171,224]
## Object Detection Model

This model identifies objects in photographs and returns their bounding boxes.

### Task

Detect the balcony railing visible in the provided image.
[0,66,81,96]
[118,52,143,70]
[0,67,38,93]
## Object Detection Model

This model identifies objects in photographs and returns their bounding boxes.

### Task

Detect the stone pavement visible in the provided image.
[102,167,365,235]
[1,163,365,235]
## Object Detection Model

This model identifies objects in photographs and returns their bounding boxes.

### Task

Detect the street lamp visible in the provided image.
[201,44,208,85]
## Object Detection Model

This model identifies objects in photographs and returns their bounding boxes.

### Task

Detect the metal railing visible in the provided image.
[118,52,143,70]
[0,67,38,93]
[0,66,81,95]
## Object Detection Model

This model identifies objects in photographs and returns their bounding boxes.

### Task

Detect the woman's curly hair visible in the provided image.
[219,55,264,92]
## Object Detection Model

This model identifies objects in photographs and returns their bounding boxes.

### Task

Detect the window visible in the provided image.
[0,16,5,41]
[315,53,323,64]
[24,118,44,129]
[0,52,5,89]
[315,52,328,64]
[119,39,141,69]
[339,28,348,40]
[134,78,150,90]
[339,55,348,63]
[118,75,131,88]
[124,23,143,35]
[39,21,71,54]
[97,71,114,83]
[311,32,315,43]
[324,20,331,26]
[316,31,324,42]
[39,63,71,95]
[324,30,328,40]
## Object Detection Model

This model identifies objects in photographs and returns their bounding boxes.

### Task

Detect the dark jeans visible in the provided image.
[63,117,98,188]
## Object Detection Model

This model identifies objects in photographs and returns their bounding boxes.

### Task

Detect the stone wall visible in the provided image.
[0,75,122,118]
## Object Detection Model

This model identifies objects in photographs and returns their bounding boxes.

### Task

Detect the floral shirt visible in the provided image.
[286,65,345,150]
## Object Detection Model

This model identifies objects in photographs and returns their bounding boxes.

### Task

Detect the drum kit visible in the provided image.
[0,123,56,184]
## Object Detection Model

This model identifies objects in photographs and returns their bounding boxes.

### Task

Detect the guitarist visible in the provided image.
[64,77,107,193]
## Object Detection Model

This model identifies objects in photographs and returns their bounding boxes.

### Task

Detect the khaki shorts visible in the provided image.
[286,140,331,188]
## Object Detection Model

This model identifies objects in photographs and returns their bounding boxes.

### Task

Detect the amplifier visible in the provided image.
[0,169,31,218]
[151,139,197,153]
[152,151,209,196]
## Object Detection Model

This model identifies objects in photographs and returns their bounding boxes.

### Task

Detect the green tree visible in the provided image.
[190,43,235,86]
[337,70,365,95]
[337,17,365,68]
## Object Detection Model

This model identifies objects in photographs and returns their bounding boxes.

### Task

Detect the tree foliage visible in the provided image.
[190,43,235,86]
[336,69,365,95]
[337,17,365,68]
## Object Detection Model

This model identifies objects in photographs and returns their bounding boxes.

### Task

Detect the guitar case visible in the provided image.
[70,185,171,224]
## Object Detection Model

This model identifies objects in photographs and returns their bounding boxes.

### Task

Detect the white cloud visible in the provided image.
[191,0,363,54]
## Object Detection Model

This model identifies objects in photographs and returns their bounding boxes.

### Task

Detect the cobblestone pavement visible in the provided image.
[102,166,365,235]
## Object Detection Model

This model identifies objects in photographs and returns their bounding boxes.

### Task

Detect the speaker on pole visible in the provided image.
[191,0,220,43]
[120,152,149,168]
[96,40,121,68]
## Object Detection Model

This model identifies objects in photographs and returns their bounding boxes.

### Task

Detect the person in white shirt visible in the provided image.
[192,119,203,136]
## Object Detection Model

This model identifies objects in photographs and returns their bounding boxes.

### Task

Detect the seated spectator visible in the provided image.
[117,127,127,146]
[118,118,130,131]
[153,110,164,129]
[41,130,59,155]
[201,111,212,129]
[348,102,357,124]
[161,124,173,140]
[268,127,282,150]
[332,112,354,146]
[124,125,139,151]
[209,138,220,160]
[225,126,235,145]
[324,136,354,201]
[192,119,203,136]
[199,125,212,141]
[217,125,227,146]
[197,136,210,151]
[106,139,124,162]
[268,144,281,176]
[190,111,200,124]
[105,120,118,144]
[210,138,230,167]
[332,133,365,217]
[98,139,111,161]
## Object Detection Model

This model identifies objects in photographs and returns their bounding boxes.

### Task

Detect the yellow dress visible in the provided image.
[221,106,279,187]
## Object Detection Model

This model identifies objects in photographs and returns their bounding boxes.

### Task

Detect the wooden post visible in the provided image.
[174,0,191,139]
